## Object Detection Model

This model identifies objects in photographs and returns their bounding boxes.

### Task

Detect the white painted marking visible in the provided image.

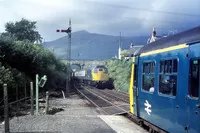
[144,100,152,115]
[99,115,148,133]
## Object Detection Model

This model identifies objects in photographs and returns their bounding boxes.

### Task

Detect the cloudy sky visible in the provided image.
[0,0,200,41]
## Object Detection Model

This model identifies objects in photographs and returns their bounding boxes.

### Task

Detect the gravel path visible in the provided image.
[8,115,115,133]
[0,94,116,133]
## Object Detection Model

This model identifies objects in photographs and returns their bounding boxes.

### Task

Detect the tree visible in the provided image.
[120,50,129,57]
[4,18,42,43]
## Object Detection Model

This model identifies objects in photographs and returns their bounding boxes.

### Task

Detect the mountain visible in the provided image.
[43,30,148,60]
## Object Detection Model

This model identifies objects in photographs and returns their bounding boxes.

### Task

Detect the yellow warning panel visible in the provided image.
[129,57,135,114]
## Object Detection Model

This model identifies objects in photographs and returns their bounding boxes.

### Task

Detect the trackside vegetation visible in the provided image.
[0,37,67,98]
[0,19,67,101]
[107,59,132,92]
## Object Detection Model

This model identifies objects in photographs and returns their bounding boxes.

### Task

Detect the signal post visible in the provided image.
[56,19,72,97]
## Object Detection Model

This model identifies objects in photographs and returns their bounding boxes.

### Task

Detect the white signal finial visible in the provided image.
[152,27,156,37]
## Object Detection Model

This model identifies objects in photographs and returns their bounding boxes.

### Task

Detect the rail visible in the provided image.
[87,86,129,103]
[85,87,128,112]
[75,86,109,115]
[74,83,129,115]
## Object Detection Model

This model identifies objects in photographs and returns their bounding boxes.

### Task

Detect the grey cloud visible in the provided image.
[1,0,200,41]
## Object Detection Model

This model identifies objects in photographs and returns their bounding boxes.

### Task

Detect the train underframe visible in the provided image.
[75,78,111,89]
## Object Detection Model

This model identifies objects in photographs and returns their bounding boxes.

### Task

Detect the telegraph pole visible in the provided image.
[118,32,122,60]
[56,18,72,97]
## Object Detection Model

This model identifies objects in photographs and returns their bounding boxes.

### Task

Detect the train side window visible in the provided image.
[189,60,199,98]
[142,62,155,93]
[173,60,178,72]
[160,61,165,73]
[134,65,138,89]
[159,59,178,96]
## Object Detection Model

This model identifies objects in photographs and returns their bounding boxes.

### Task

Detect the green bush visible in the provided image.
[0,18,67,103]
[107,59,132,92]
[0,36,67,100]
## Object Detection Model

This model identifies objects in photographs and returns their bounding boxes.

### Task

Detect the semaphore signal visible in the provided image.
[56,18,72,97]
[56,27,72,33]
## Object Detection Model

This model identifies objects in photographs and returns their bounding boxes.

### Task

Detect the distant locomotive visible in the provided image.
[73,65,110,88]
[129,26,200,133]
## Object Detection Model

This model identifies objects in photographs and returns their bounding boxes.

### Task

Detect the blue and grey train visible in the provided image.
[129,26,200,133]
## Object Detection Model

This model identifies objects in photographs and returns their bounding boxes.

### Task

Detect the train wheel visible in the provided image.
[88,81,91,86]
[99,83,102,89]
[138,121,143,127]
[94,82,98,88]
[149,127,152,133]
[149,127,155,133]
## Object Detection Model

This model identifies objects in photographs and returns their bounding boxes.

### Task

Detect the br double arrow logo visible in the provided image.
[144,100,152,115]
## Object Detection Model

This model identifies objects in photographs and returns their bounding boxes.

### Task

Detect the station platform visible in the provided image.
[0,94,147,133]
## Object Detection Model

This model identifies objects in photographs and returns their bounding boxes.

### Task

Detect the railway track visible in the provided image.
[86,86,129,103]
[76,85,162,133]
[74,84,130,115]
[103,89,129,102]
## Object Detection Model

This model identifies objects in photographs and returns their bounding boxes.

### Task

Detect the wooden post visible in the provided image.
[66,77,70,97]
[4,84,9,133]
[61,90,66,99]
[30,82,34,115]
[24,82,27,108]
[16,85,19,114]
[45,91,49,115]
[35,74,39,115]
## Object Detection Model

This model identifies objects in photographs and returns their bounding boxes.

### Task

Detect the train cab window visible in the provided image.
[93,69,98,73]
[104,68,108,73]
[142,62,155,93]
[189,60,199,98]
[159,59,178,96]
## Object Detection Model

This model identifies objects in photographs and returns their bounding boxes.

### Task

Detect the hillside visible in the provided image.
[44,30,148,60]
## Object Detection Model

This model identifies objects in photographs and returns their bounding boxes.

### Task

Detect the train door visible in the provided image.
[129,57,139,116]
[134,59,139,116]
[129,57,135,114]
[187,43,200,133]
[129,57,135,113]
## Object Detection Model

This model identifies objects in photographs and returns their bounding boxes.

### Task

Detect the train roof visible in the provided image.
[95,65,107,68]
[137,25,200,55]
[78,65,107,71]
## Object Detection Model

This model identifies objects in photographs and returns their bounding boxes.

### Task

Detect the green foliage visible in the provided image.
[120,50,129,57]
[107,59,132,92]
[0,63,14,85]
[0,36,67,94]
[4,18,42,43]
[0,19,67,103]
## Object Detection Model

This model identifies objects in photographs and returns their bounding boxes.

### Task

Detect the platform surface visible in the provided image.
[0,94,147,133]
